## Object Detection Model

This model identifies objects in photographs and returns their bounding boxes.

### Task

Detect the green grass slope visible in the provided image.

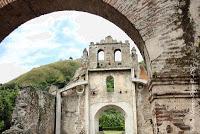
[0,60,80,132]
[9,60,80,90]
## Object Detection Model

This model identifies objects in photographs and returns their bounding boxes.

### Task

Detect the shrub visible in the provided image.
[0,87,18,133]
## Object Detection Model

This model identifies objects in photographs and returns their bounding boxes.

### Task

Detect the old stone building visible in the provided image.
[2,35,199,134]
[56,36,146,134]
[0,0,200,133]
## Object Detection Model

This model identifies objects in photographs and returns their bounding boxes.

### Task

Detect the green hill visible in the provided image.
[0,60,80,132]
[8,60,80,90]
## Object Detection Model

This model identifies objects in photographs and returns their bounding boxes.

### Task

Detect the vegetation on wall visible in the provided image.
[0,60,80,133]
[99,108,125,131]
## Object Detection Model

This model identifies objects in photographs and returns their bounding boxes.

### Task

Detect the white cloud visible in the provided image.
[26,32,52,41]
[63,11,143,61]
[0,63,29,83]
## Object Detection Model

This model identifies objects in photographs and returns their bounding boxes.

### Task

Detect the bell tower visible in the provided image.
[87,36,138,134]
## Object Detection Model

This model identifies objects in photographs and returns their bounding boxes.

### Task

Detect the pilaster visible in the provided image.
[149,77,200,133]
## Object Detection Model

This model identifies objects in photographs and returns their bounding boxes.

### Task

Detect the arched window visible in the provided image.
[114,50,122,62]
[106,76,114,92]
[98,50,104,61]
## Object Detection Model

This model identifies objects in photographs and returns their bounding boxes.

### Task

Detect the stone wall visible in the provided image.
[88,70,135,105]
[149,79,200,134]
[152,98,200,134]
[61,89,86,134]
[3,87,55,134]
[136,85,153,134]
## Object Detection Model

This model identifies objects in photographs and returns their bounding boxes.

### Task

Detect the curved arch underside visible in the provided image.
[0,0,145,55]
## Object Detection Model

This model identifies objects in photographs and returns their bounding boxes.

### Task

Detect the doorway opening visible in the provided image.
[94,105,127,134]
[99,108,125,134]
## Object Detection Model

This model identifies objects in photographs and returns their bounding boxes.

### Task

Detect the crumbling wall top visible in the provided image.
[87,36,137,70]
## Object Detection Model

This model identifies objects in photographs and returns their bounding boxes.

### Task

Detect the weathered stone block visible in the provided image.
[3,87,55,134]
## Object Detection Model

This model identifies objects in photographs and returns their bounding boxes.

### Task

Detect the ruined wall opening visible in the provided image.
[114,49,122,62]
[94,105,126,134]
[98,50,105,61]
[106,76,114,92]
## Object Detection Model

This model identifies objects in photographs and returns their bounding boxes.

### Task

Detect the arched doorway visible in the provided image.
[98,107,125,133]
[91,103,136,134]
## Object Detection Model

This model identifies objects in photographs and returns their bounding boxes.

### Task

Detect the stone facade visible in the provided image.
[57,36,200,134]
[57,36,141,134]
[88,37,137,134]
[61,89,86,134]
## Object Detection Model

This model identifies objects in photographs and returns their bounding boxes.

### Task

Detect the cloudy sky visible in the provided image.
[0,11,142,83]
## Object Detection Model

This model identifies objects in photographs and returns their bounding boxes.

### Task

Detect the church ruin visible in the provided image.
[56,36,146,134]
[0,0,200,133]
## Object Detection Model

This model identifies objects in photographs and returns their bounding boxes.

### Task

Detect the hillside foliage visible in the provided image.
[9,60,80,90]
[0,60,80,132]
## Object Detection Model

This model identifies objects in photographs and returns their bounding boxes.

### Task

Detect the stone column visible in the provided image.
[85,70,90,134]
[56,91,61,134]
[84,85,89,134]
[131,68,138,134]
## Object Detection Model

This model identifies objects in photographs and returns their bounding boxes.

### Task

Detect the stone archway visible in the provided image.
[91,103,135,134]
[0,0,199,133]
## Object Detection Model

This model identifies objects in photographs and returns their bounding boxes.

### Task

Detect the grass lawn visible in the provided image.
[103,131,124,134]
